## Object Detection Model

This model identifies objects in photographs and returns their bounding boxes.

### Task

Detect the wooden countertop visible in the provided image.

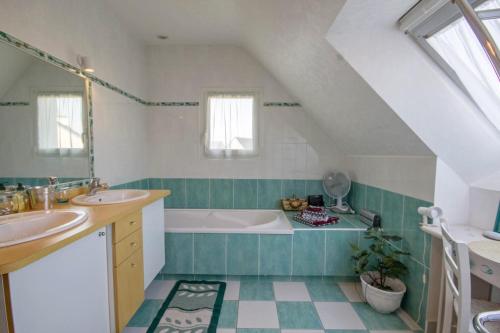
[0,190,170,274]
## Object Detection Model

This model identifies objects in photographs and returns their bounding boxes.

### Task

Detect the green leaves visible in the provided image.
[351,228,409,290]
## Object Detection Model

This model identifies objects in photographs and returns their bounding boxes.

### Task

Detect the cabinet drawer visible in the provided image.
[113,211,142,243]
[114,229,142,267]
[114,249,144,332]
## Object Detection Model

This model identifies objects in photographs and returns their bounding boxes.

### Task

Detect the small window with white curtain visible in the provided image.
[204,92,258,158]
[37,93,86,156]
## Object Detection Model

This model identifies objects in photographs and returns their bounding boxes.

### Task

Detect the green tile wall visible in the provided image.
[120,177,336,210]
[0,177,84,187]
[234,179,258,209]
[347,181,433,330]
[165,230,369,277]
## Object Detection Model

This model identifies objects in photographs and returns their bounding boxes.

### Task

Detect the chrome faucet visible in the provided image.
[87,177,109,196]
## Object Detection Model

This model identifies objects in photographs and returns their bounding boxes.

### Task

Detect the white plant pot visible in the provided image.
[360,272,406,314]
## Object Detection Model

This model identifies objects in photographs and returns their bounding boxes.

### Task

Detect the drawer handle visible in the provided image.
[129,220,136,226]
[130,242,137,247]
[131,262,136,268]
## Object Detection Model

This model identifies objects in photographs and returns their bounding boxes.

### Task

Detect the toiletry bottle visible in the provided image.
[14,183,28,212]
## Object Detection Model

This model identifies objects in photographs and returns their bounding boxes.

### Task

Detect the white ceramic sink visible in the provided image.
[0,210,88,248]
[71,189,149,206]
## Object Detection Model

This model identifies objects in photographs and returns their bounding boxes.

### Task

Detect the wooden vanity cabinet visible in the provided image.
[112,211,144,333]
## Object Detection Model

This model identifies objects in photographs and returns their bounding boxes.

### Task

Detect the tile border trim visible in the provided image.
[263,102,301,107]
[0,102,30,106]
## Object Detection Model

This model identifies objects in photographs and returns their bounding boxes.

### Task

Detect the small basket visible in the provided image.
[281,198,308,211]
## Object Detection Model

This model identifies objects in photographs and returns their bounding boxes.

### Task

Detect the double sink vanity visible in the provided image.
[0,188,170,333]
[0,27,172,333]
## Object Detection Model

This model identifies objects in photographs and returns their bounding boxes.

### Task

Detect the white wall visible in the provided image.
[146,45,344,179]
[0,0,149,185]
[0,60,88,178]
[469,187,500,230]
[434,158,470,225]
[342,155,436,202]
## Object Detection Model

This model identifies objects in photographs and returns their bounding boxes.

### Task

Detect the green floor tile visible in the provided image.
[127,299,162,327]
[276,301,323,329]
[161,274,195,280]
[219,300,238,328]
[239,279,275,300]
[306,279,348,301]
[237,328,280,333]
[193,274,227,281]
[325,330,368,333]
[351,302,409,330]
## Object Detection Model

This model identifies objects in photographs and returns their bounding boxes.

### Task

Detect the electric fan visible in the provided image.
[323,171,354,214]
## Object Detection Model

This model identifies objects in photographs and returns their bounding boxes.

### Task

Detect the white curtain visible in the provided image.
[427,4,500,129]
[207,94,255,156]
[37,93,84,155]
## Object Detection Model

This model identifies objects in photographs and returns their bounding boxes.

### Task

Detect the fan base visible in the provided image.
[329,206,351,214]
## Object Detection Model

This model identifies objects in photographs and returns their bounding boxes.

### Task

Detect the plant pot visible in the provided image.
[360,272,406,314]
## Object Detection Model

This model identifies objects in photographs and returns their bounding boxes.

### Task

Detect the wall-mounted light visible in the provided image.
[418,206,443,226]
[77,55,94,73]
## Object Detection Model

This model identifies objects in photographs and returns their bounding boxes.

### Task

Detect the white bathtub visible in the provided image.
[164,209,293,234]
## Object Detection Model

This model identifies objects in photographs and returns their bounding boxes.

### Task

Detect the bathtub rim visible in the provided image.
[163,208,294,234]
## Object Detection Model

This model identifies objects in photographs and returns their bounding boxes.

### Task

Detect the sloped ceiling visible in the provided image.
[0,43,33,99]
[106,0,432,156]
[327,0,500,186]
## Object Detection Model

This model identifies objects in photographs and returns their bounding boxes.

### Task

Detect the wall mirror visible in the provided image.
[0,40,92,188]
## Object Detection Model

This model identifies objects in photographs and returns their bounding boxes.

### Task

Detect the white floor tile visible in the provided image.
[224,281,240,300]
[338,282,365,302]
[217,329,236,333]
[122,328,147,333]
[237,301,279,328]
[273,282,311,301]
[281,330,325,333]
[145,280,176,300]
[314,302,366,330]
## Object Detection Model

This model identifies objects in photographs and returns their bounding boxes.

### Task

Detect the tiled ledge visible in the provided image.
[285,211,367,230]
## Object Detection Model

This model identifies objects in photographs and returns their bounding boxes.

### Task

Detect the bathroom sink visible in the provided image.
[71,189,149,206]
[0,210,88,248]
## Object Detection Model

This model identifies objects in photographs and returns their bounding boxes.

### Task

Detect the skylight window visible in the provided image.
[408,0,500,130]
[37,93,86,155]
[204,93,258,158]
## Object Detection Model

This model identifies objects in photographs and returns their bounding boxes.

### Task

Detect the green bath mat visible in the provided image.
[147,280,226,333]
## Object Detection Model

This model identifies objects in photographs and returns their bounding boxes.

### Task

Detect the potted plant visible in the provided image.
[351,228,409,313]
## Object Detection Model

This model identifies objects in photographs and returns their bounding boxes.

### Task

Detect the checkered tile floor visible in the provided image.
[123,275,421,333]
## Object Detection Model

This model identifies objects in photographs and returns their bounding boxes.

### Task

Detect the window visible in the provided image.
[37,93,86,155]
[204,93,258,158]
[409,0,500,130]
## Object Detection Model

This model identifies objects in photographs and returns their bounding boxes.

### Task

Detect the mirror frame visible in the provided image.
[0,31,95,181]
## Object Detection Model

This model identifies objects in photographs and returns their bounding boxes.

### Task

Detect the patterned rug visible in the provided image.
[147,280,226,333]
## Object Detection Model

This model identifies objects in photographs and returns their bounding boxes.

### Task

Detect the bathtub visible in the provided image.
[164,209,293,234]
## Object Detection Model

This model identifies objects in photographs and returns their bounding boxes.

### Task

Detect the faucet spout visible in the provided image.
[87,177,108,196]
